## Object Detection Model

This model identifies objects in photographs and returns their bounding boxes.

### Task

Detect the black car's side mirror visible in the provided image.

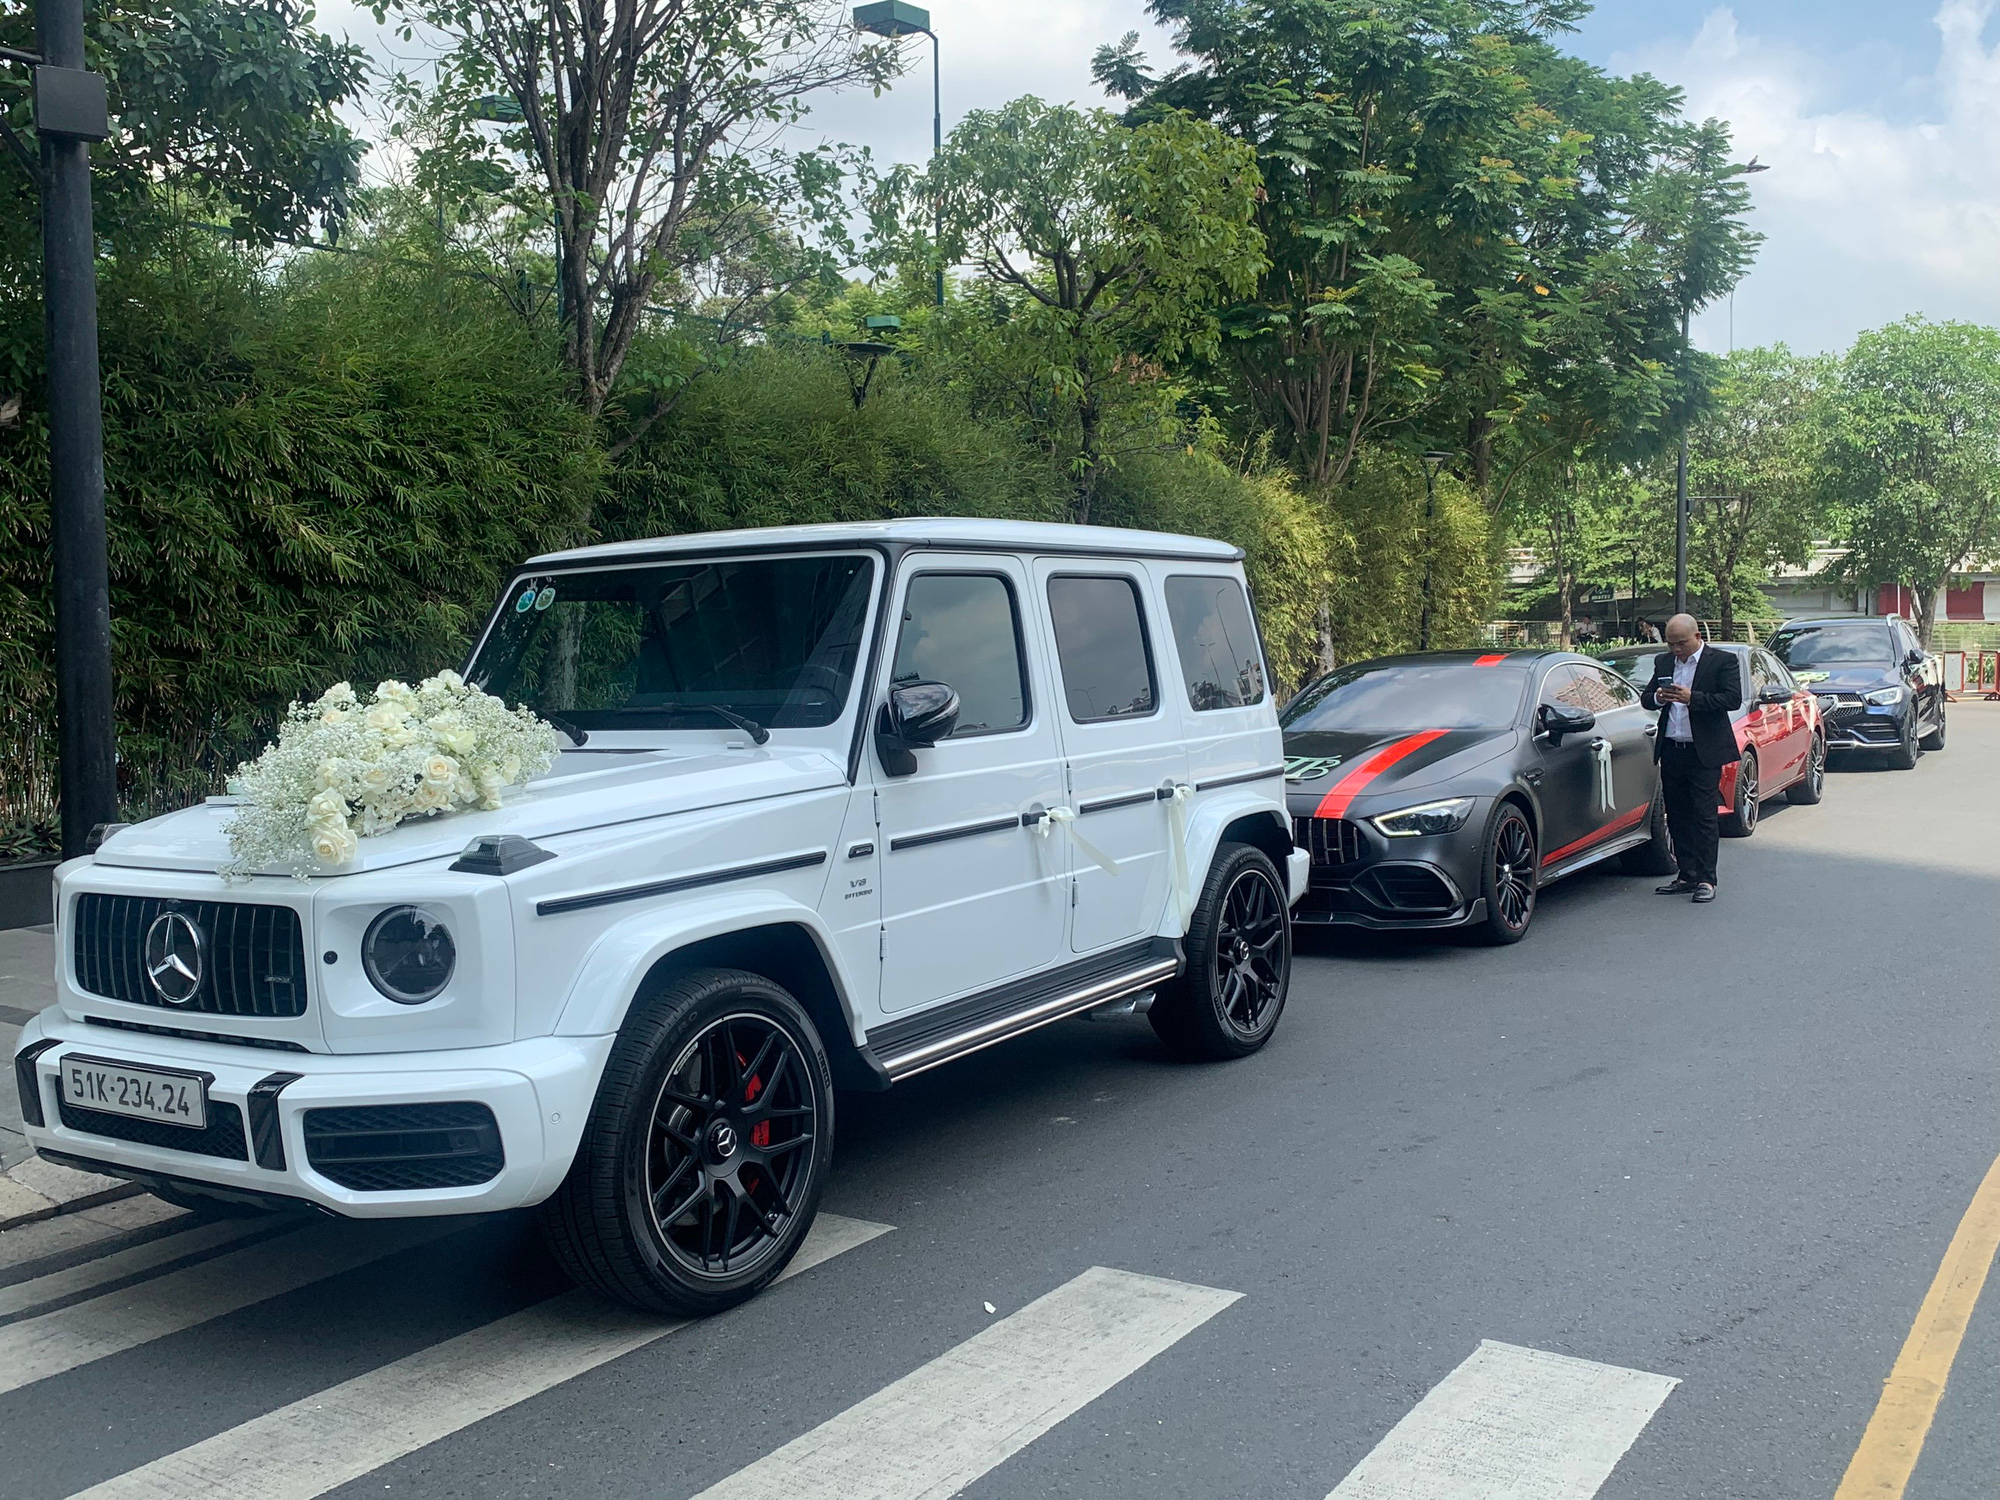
[875,680,961,776]
[1905,647,1927,668]
[1537,702,1595,745]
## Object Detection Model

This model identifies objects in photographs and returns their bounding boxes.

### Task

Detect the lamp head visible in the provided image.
[854,0,932,36]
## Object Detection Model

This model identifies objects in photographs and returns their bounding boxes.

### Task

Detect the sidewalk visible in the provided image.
[0,925,145,1228]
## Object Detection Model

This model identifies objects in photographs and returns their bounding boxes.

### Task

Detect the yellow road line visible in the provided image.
[1833,1149,2000,1499]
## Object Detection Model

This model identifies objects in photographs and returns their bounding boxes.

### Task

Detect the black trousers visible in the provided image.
[1659,738,1721,886]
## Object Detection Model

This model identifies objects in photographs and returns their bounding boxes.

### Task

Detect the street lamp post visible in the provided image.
[1674,303,1690,617]
[1417,450,1452,652]
[7,0,116,857]
[853,0,942,308]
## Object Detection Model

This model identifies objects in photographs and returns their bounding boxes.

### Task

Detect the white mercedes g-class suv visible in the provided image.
[15,519,1306,1313]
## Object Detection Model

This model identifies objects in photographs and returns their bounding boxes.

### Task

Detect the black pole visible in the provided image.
[37,0,118,856]
[1418,465,1437,651]
[1674,302,1690,618]
[930,30,942,308]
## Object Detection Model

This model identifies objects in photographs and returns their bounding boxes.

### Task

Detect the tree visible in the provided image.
[376,0,896,437]
[1684,346,1824,638]
[1820,317,2000,645]
[1508,461,1650,647]
[875,98,1262,521]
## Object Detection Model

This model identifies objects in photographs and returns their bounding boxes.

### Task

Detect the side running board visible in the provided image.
[869,942,1181,1082]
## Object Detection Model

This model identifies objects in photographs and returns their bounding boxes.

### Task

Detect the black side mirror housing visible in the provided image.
[1758,684,1792,705]
[1537,702,1595,746]
[1906,647,1927,668]
[875,680,961,776]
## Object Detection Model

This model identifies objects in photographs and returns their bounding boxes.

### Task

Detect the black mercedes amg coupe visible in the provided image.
[1283,651,1676,944]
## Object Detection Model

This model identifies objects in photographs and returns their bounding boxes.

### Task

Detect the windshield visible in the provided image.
[469,554,876,730]
[1769,622,1893,669]
[1281,662,1527,733]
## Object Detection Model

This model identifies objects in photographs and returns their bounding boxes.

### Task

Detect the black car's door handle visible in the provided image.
[1523,768,1543,786]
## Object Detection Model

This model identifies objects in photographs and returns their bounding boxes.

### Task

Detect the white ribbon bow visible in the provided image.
[1591,737,1615,816]
[1039,805,1121,877]
[1164,783,1195,932]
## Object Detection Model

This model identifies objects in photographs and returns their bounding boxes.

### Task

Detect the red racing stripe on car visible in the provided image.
[1473,653,1509,666]
[1539,801,1649,867]
[1312,730,1450,819]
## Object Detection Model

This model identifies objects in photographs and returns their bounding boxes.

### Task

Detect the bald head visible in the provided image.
[1664,613,1702,660]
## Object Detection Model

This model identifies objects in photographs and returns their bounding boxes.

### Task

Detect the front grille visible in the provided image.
[74,894,307,1018]
[56,1093,248,1160]
[303,1103,504,1192]
[1293,816,1366,868]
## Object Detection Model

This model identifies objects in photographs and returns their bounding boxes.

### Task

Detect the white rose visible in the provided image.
[500,754,521,783]
[314,759,342,791]
[375,679,415,703]
[318,681,357,708]
[476,771,506,810]
[424,668,465,693]
[308,788,347,823]
[422,753,457,785]
[365,702,405,732]
[312,824,358,864]
[441,727,477,757]
[411,779,448,812]
[319,705,350,726]
[359,762,393,794]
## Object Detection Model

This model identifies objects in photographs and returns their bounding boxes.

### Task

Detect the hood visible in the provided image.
[93,745,848,878]
[1789,664,1898,694]
[1283,726,1517,816]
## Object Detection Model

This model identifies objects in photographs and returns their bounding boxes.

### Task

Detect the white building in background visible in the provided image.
[1761,546,2000,624]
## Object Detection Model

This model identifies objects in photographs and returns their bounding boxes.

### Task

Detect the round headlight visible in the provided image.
[362,906,456,1004]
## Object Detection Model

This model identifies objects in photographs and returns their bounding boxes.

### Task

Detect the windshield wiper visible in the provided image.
[544,713,590,746]
[675,705,770,745]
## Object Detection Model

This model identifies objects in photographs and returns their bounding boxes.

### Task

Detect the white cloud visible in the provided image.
[1617,2,2000,353]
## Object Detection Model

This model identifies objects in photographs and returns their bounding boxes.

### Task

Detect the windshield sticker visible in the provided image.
[534,586,557,611]
[1284,754,1343,781]
[515,587,538,613]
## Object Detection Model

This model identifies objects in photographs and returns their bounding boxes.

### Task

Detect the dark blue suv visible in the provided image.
[1767,615,1945,769]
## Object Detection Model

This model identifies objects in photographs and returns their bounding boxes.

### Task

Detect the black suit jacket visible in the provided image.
[1640,647,1742,768]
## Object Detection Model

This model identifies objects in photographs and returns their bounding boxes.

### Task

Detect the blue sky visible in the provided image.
[318,0,2000,355]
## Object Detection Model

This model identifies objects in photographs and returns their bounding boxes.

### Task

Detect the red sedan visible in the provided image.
[1601,642,1825,835]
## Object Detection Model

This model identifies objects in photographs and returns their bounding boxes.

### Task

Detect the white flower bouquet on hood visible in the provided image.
[222,670,564,878]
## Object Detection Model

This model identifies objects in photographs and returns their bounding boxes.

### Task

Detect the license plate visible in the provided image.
[60,1054,208,1130]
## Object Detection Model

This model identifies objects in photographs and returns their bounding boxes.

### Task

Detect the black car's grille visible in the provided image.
[1294,816,1366,869]
[303,1103,504,1192]
[74,895,308,1018]
[1356,865,1459,914]
[56,1093,248,1161]
[1817,699,1897,741]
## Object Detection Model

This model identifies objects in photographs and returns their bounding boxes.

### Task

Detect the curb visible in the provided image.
[0,1157,144,1232]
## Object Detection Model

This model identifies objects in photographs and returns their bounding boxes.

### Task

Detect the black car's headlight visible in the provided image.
[1864,685,1904,706]
[1371,796,1475,837]
[362,906,457,1004]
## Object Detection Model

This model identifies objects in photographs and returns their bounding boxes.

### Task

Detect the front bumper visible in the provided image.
[13,1010,613,1217]
[1290,814,1482,928]
[1817,700,1905,749]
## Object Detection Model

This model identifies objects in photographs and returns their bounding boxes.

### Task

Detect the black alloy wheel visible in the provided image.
[1721,752,1759,837]
[1150,842,1290,1061]
[1475,804,1537,946]
[1919,705,1947,752]
[1887,710,1920,770]
[1620,783,1678,874]
[1786,732,1826,805]
[540,967,834,1315]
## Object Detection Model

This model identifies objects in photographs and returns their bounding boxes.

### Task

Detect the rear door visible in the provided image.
[1032,563,1184,955]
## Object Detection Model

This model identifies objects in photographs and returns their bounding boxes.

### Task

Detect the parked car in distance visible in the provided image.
[1282,651,1674,946]
[1764,614,1945,769]
[1600,640,1825,836]
[16,519,1308,1317]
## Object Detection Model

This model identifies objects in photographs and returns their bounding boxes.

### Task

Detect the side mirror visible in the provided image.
[1905,648,1926,668]
[1537,702,1595,745]
[875,680,961,776]
[1758,684,1792,705]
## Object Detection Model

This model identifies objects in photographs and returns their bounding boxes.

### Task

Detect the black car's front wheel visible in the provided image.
[1150,842,1290,1061]
[1619,783,1677,875]
[1474,803,1537,945]
[539,968,834,1316]
[1887,710,1920,770]
[1920,706,1947,752]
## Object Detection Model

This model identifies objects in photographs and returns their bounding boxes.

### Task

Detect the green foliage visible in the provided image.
[1819,317,2000,644]
[0,232,599,834]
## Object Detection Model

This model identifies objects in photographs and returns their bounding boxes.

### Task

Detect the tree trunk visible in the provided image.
[1073,387,1101,525]
[1715,572,1734,642]
[1915,579,1940,649]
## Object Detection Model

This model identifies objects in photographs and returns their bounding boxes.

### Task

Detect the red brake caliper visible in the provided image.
[741,1055,771,1147]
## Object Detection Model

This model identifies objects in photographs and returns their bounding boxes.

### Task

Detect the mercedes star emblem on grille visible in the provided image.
[143,910,206,1004]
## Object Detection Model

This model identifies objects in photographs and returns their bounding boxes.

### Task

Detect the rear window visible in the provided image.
[1046,576,1157,721]
[1164,576,1266,710]
[1281,662,1527,733]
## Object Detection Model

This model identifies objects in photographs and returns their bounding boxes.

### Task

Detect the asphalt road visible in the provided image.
[2,707,1996,1499]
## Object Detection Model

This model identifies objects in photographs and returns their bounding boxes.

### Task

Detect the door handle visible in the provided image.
[1642,725,1658,737]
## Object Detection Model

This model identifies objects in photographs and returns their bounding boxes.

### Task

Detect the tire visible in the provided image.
[1720,751,1759,837]
[539,967,835,1316]
[1786,732,1826,805]
[1619,783,1677,875]
[1473,802,1537,945]
[1887,712,1919,770]
[1149,842,1290,1061]
[1919,707,1946,752]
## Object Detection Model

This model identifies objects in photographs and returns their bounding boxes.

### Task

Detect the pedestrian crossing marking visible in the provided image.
[1326,1339,1678,1499]
[0,1219,457,1396]
[0,1215,275,1321]
[64,1213,891,1500]
[690,1265,1243,1500]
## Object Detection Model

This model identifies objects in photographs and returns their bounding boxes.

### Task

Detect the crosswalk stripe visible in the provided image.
[691,1265,1243,1500]
[67,1213,891,1500]
[0,1216,277,1321]
[0,1196,190,1272]
[0,1219,458,1396]
[1326,1339,1679,1500]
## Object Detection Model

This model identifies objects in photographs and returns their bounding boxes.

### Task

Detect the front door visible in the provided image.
[1032,563,1184,954]
[1534,662,1622,867]
[875,559,1069,1012]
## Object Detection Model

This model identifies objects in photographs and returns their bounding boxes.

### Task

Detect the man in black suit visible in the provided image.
[1640,613,1742,903]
